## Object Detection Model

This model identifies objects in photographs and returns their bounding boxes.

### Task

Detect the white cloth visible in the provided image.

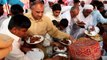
[61,10,71,25]
[43,34,53,47]
[61,9,79,26]
[0,14,8,27]
[102,56,107,60]
[45,12,62,22]
[26,48,44,60]
[61,5,72,15]
[62,11,85,39]
[65,17,85,39]
[48,0,55,2]
[44,2,52,14]
[0,17,30,60]
[61,8,87,39]
[0,17,11,33]
[83,4,93,10]
[61,9,78,34]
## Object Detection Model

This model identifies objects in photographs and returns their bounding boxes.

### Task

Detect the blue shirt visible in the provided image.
[0,0,24,7]
[0,0,7,4]
[8,0,24,7]
[92,10,107,26]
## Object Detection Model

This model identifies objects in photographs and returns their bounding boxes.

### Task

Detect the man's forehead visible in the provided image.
[32,4,44,9]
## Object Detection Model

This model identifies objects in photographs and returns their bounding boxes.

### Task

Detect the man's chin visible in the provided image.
[35,17,42,20]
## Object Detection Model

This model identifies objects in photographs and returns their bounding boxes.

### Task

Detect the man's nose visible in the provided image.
[38,13,43,16]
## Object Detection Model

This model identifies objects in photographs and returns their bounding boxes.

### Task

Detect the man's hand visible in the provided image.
[89,26,95,31]
[76,21,85,28]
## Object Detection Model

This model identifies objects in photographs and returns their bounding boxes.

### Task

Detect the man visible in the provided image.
[61,6,79,26]
[77,4,94,28]
[25,1,73,40]
[62,7,83,39]
[61,0,80,22]
[24,1,74,58]
[90,1,107,26]
[0,14,31,60]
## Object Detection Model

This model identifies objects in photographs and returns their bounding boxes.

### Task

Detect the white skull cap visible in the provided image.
[83,4,94,10]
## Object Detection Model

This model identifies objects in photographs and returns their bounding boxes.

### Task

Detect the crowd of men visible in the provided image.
[0,0,107,60]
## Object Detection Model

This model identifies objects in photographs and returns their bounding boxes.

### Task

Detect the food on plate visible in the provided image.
[54,46,65,51]
[90,34,102,42]
[85,26,100,36]
[30,37,41,43]
[87,26,95,35]
[88,26,95,31]
[61,39,69,44]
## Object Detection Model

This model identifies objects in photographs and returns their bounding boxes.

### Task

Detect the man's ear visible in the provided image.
[10,27,17,33]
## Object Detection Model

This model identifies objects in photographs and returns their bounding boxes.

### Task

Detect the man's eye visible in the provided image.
[36,11,39,13]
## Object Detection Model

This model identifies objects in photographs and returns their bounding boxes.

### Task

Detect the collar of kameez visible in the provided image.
[29,13,43,22]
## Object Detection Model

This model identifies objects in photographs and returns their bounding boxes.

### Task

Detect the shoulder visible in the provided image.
[0,33,13,41]
[42,15,52,21]
[24,11,32,17]
[42,15,53,25]
[92,10,100,15]
[0,33,13,48]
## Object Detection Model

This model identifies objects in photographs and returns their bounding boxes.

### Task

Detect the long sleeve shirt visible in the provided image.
[25,12,70,40]
[92,10,107,26]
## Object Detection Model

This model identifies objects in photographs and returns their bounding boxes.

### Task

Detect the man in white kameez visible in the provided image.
[70,4,95,39]
[77,4,94,28]
[61,6,82,39]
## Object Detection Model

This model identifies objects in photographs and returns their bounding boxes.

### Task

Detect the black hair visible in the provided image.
[30,0,44,8]
[52,20,59,28]
[59,18,68,28]
[52,3,61,11]
[30,0,36,2]
[0,4,3,6]
[58,0,64,4]
[70,6,79,11]
[73,0,80,3]
[97,5,104,10]
[8,14,31,30]
[0,3,4,16]
[90,1,104,9]
[10,4,24,15]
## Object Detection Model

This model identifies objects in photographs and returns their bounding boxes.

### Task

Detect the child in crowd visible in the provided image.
[52,18,68,33]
